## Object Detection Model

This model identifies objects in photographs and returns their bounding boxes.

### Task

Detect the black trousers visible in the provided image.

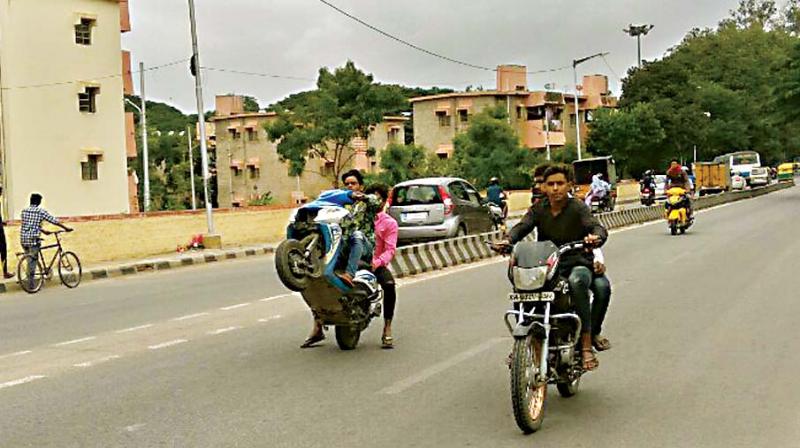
[374,266,396,320]
[0,223,7,273]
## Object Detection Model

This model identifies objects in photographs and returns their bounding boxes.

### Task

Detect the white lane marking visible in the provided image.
[73,355,121,368]
[258,314,282,323]
[124,423,146,432]
[53,336,96,347]
[398,258,501,287]
[260,293,295,303]
[379,337,506,395]
[220,303,251,311]
[208,326,241,335]
[172,312,209,321]
[148,339,188,350]
[0,375,46,390]
[116,324,154,334]
[0,350,32,360]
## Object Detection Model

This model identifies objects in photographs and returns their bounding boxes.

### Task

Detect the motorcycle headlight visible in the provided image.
[512,266,548,291]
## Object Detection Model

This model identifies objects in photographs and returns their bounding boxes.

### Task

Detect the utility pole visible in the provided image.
[188,0,216,237]
[139,62,150,211]
[572,52,609,161]
[187,125,197,211]
[623,24,655,68]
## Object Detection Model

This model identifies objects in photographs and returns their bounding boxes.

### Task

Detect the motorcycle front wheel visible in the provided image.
[275,239,312,291]
[510,335,547,434]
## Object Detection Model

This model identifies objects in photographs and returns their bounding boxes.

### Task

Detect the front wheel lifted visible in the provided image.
[275,239,311,291]
[510,335,547,434]
[334,325,361,350]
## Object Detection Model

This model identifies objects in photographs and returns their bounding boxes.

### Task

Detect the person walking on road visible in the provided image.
[20,193,72,285]
[365,183,399,349]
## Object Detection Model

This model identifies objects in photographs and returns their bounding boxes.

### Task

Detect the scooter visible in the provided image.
[275,190,383,350]
[664,187,692,235]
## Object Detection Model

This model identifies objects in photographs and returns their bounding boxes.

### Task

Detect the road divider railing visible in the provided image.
[389,182,793,279]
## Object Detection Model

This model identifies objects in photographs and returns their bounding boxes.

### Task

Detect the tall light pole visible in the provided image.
[124,89,149,212]
[187,125,197,211]
[188,0,215,236]
[624,24,655,68]
[573,52,609,161]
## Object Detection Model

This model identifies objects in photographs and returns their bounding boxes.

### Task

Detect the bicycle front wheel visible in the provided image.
[17,254,45,294]
[58,251,82,288]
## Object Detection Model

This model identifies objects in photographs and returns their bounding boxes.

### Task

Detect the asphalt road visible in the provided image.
[0,186,798,447]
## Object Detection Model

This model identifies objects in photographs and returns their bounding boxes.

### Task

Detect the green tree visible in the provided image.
[376,143,428,185]
[452,106,537,189]
[242,95,260,112]
[265,61,407,186]
[588,104,666,176]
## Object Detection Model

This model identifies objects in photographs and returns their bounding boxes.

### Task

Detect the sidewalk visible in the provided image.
[0,242,278,294]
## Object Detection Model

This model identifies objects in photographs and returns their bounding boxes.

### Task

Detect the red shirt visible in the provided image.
[372,212,398,270]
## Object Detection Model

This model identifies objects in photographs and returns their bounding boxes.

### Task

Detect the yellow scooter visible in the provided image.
[665,187,692,235]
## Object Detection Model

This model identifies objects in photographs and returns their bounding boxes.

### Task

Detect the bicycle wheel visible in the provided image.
[58,251,82,288]
[17,254,45,294]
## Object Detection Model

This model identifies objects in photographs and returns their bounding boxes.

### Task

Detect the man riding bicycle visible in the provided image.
[498,164,608,370]
[20,194,72,285]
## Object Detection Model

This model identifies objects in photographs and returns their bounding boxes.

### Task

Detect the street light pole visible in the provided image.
[188,0,215,235]
[187,125,197,211]
[623,24,655,68]
[572,52,609,161]
[139,62,150,211]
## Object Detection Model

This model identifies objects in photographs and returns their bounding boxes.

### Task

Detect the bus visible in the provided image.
[712,151,761,180]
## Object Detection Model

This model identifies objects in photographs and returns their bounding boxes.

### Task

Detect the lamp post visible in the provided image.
[124,96,149,212]
[623,24,655,68]
[572,52,609,161]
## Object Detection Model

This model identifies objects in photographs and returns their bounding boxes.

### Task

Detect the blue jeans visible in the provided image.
[567,266,593,335]
[23,244,40,289]
[345,231,372,276]
[591,275,612,336]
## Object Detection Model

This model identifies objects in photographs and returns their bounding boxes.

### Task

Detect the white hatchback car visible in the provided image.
[748,167,770,187]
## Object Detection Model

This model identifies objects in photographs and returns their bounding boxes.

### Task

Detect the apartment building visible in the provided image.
[0,0,134,218]
[410,64,617,158]
[212,95,406,207]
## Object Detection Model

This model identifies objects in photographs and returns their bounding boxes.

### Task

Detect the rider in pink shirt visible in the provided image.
[366,184,399,349]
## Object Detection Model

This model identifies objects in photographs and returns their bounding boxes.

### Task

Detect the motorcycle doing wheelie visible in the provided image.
[275,190,382,350]
[664,187,693,235]
[492,240,590,434]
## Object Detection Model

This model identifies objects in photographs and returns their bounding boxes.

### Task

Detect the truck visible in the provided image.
[693,162,731,196]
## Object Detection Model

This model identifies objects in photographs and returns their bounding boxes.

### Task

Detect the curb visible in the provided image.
[1,183,791,295]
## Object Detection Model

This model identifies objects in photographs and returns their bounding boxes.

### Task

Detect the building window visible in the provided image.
[437,152,449,160]
[387,128,400,143]
[248,166,259,179]
[436,111,450,127]
[458,109,469,124]
[246,129,257,141]
[228,129,241,139]
[81,154,100,180]
[78,87,99,113]
[75,18,95,45]
[232,167,242,177]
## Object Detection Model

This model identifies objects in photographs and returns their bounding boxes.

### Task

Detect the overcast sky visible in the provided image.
[122,0,747,113]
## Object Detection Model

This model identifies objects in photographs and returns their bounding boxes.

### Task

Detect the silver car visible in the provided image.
[387,177,495,243]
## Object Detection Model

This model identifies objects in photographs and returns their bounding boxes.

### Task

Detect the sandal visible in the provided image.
[582,349,599,371]
[592,335,612,352]
[381,335,394,349]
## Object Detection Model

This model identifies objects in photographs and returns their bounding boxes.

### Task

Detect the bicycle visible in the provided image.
[17,230,82,294]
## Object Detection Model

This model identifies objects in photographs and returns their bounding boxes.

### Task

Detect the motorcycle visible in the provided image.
[590,191,615,214]
[487,192,507,230]
[275,190,383,350]
[639,181,656,206]
[491,240,590,434]
[664,187,692,235]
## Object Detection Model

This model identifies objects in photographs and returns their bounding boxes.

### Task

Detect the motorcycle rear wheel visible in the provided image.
[275,239,311,291]
[670,223,678,236]
[335,325,361,350]
[510,335,547,434]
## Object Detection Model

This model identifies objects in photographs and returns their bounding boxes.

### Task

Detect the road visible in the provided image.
[0,186,798,447]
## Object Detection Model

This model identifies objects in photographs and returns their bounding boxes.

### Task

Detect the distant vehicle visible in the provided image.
[748,166,770,187]
[387,177,495,243]
[654,175,667,198]
[572,156,617,211]
[694,162,731,196]
[731,174,746,190]
[713,151,761,184]
[777,163,795,182]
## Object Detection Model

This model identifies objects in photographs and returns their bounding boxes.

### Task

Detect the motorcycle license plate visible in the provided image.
[508,292,555,302]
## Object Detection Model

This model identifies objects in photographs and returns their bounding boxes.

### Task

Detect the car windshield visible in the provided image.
[733,154,758,165]
[392,185,441,206]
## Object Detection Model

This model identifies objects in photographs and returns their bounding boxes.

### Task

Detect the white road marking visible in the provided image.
[379,338,506,395]
[116,324,154,334]
[53,336,96,347]
[0,350,32,360]
[124,423,146,432]
[208,326,241,335]
[260,293,294,303]
[73,355,121,368]
[258,314,282,323]
[220,303,251,311]
[148,339,188,350]
[0,375,46,390]
[172,312,209,321]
